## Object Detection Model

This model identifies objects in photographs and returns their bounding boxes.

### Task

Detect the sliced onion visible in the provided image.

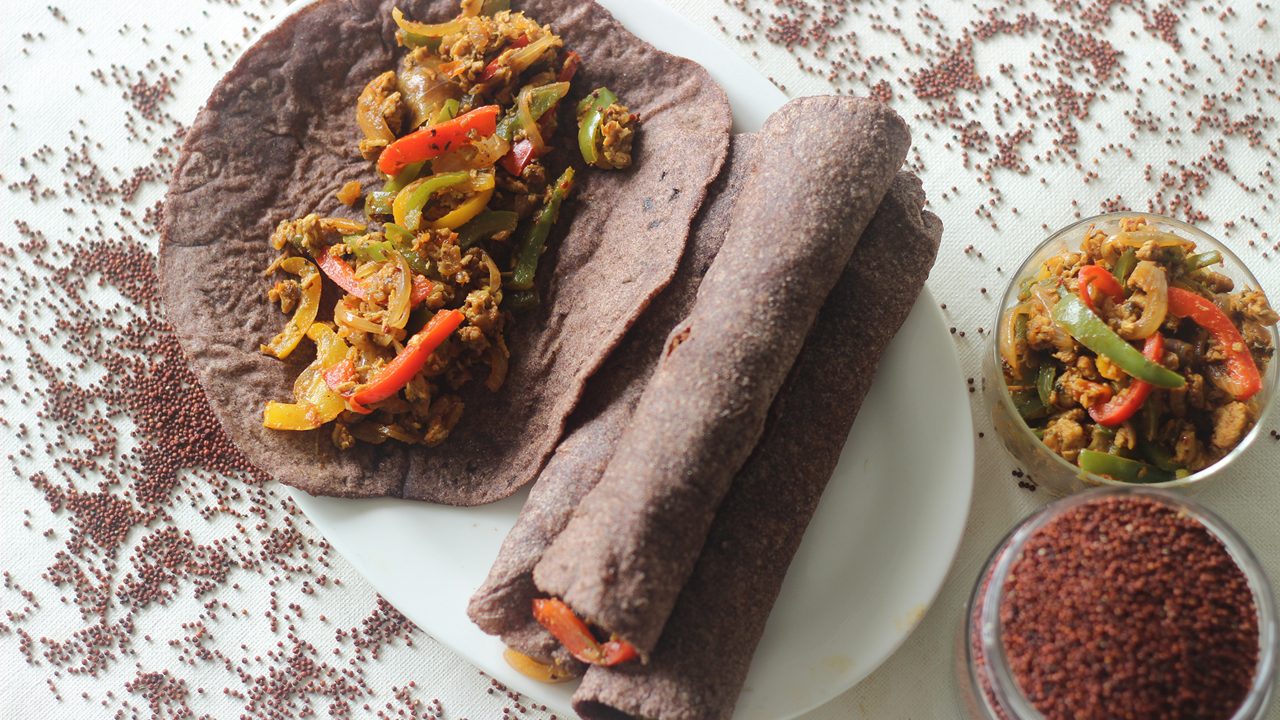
[397,54,458,129]
[1118,260,1169,340]
[385,252,412,331]
[486,339,508,392]
[392,8,465,38]
[432,132,510,172]
[508,34,560,76]
[335,299,384,334]
[517,87,545,153]
[481,251,502,293]
[1207,362,1252,399]
[1000,303,1030,376]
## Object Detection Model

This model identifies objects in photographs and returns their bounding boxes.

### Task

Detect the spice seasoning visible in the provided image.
[963,489,1274,720]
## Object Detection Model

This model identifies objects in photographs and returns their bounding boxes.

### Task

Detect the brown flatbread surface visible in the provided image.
[158,0,730,505]
[466,135,759,671]
[533,95,910,655]
[574,171,943,720]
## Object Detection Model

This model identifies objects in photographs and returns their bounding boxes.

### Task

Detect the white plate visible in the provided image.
[287,0,975,717]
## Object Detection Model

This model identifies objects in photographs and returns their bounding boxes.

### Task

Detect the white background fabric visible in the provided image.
[2,0,1279,717]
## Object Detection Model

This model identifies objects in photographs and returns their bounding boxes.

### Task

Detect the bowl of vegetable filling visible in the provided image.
[986,213,1280,495]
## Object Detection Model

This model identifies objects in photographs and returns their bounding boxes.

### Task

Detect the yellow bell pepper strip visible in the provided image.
[1088,333,1164,426]
[1167,286,1262,400]
[263,324,350,430]
[509,167,574,292]
[502,648,574,684]
[377,105,500,176]
[532,598,639,667]
[577,87,617,168]
[427,173,495,230]
[260,257,320,359]
[392,170,471,231]
[1078,449,1174,484]
[1051,294,1185,389]
[456,210,518,249]
[349,309,465,407]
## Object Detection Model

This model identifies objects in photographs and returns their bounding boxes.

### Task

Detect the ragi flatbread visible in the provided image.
[574,172,942,720]
[532,96,910,656]
[466,134,758,671]
[158,0,730,505]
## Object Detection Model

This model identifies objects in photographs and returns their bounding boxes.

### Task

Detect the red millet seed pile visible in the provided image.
[2,3,554,718]
[998,496,1259,719]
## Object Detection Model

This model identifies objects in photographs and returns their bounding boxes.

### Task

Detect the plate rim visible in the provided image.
[215,0,981,715]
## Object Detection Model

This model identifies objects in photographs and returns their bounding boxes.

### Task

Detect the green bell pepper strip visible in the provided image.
[1185,250,1222,272]
[433,99,460,125]
[1078,449,1173,484]
[509,167,574,291]
[577,87,618,168]
[1112,248,1137,284]
[1010,388,1049,421]
[365,190,396,219]
[344,234,392,262]
[480,0,510,13]
[384,161,426,194]
[505,288,540,313]
[456,210,519,249]
[496,82,570,141]
[1051,294,1185,388]
[1139,441,1180,472]
[382,223,432,276]
[1035,364,1056,407]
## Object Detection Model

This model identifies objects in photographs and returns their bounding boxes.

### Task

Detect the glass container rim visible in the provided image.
[990,211,1280,490]
[970,486,1278,720]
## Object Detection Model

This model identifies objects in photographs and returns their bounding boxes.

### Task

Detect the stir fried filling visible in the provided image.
[258,0,639,448]
[1000,216,1277,481]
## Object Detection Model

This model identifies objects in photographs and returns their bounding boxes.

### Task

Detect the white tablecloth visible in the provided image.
[3,0,1278,717]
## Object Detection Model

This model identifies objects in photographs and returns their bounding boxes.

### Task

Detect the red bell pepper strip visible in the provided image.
[349,309,464,407]
[1088,333,1164,426]
[318,251,367,300]
[1167,286,1262,400]
[500,138,538,176]
[558,50,580,82]
[322,357,371,415]
[1078,264,1124,313]
[531,597,639,667]
[377,105,501,176]
[321,250,434,307]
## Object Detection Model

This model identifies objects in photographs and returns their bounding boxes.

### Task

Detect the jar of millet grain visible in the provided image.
[959,487,1277,720]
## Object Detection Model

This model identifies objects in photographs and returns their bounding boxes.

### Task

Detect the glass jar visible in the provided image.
[985,212,1280,496]
[958,487,1277,720]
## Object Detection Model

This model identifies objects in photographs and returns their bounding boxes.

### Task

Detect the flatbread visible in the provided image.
[574,172,942,719]
[158,0,731,505]
[532,96,911,656]
[466,134,758,671]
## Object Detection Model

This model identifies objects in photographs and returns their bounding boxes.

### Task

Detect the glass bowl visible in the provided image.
[957,487,1277,720]
[984,212,1280,496]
